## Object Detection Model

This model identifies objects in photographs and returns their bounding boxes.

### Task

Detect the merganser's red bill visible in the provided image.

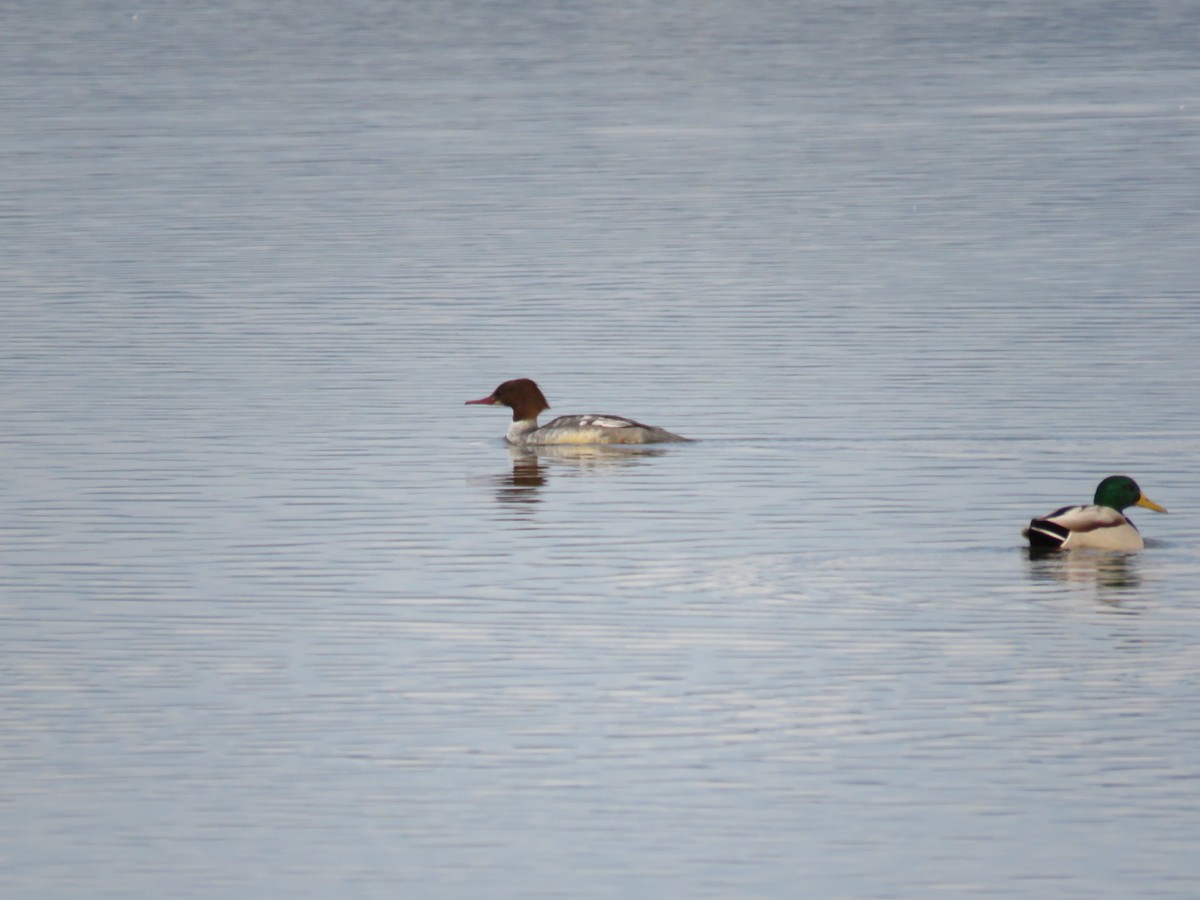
[464,395,498,405]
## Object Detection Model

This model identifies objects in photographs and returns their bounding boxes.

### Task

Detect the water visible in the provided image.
[4,1,1200,896]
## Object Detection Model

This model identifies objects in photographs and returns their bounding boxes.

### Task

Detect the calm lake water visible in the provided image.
[4,1,1200,896]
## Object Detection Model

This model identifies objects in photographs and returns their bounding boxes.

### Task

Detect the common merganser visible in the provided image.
[1023,475,1167,551]
[466,378,690,445]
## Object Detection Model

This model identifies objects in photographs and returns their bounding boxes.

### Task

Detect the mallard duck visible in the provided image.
[1023,475,1167,551]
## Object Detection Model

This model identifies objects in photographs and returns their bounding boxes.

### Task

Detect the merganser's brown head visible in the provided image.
[465,378,551,422]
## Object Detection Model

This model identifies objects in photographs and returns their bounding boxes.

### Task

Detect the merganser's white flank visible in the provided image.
[1023,475,1167,551]
[466,378,690,445]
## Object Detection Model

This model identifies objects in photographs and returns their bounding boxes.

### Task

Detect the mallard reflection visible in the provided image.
[1025,547,1142,597]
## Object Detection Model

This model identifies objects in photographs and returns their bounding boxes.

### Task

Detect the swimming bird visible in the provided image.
[466,378,690,445]
[1023,475,1167,551]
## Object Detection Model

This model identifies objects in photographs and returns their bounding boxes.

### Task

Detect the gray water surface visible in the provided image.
[4,1,1200,897]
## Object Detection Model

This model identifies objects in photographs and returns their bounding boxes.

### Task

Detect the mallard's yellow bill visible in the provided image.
[1138,494,1168,513]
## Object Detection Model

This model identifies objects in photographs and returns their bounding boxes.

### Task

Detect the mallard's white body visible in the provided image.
[1024,504,1147,551]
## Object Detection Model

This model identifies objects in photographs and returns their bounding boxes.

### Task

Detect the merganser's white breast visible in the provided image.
[466,378,690,446]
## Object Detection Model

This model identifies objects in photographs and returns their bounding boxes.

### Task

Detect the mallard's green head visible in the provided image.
[1094,475,1167,513]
